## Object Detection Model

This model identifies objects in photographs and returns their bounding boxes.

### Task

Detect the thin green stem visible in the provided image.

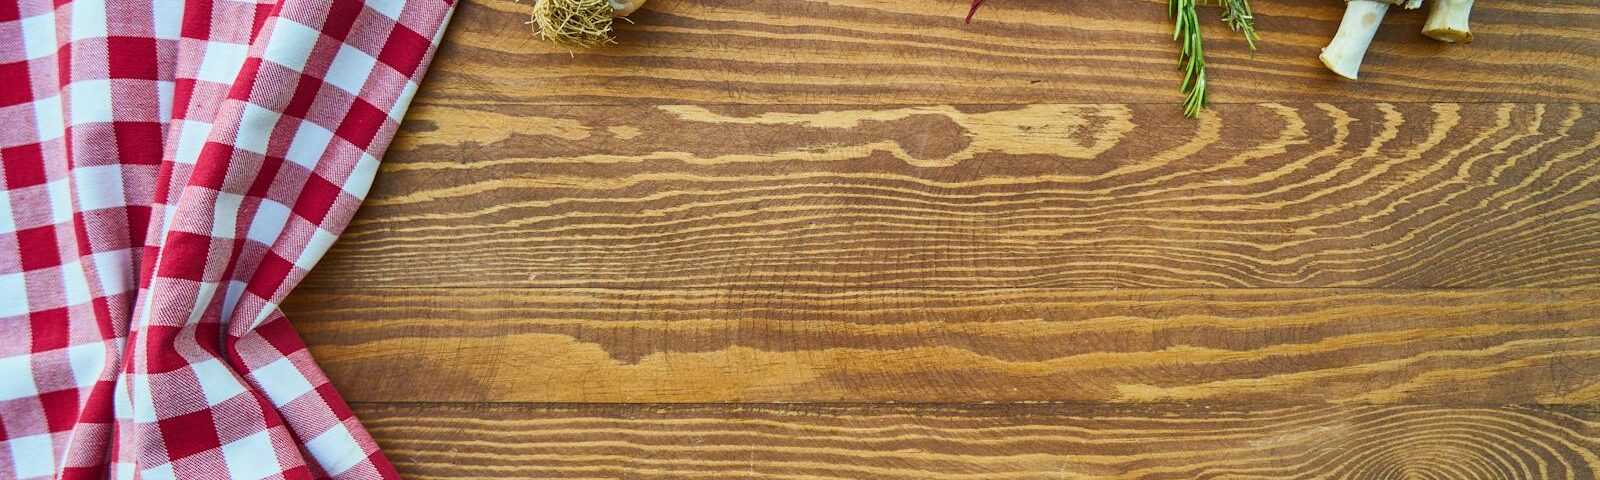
[1219,0,1258,51]
[1170,0,1205,117]
[1169,0,1259,117]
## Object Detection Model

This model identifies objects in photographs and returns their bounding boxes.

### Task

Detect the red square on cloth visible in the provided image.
[378,25,430,77]
[28,308,71,351]
[157,409,224,460]
[114,121,165,165]
[291,173,341,225]
[2,143,48,189]
[16,226,62,272]
[0,61,32,107]
[106,36,160,80]
[335,97,385,151]
[156,231,214,282]
[38,389,81,433]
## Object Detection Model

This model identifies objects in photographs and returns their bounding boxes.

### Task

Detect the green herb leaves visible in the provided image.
[1221,0,1259,50]
[1171,0,1259,117]
[968,0,1260,117]
[1171,0,1206,117]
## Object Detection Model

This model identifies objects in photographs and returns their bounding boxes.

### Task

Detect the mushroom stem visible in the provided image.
[1319,0,1390,80]
[1423,0,1474,43]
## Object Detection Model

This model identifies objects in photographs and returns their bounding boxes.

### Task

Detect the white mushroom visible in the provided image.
[1423,0,1474,43]
[1319,0,1421,80]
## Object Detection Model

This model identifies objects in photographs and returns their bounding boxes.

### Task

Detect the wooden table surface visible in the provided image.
[283,0,1600,477]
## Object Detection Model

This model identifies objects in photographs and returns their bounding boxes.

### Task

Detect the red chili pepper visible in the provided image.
[965,0,986,23]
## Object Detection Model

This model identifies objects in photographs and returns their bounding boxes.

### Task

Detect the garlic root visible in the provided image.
[531,0,647,48]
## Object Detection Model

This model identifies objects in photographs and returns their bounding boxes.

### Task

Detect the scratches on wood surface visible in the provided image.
[303,102,1600,289]
[354,403,1600,479]
[285,287,1600,403]
[419,0,1600,105]
[290,1,1600,474]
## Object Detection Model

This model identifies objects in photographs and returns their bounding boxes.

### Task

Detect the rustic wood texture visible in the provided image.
[286,287,1600,403]
[289,0,1600,476]
[418,0,1600,105]
[354,403,1600,479]
[303,102,1600,289]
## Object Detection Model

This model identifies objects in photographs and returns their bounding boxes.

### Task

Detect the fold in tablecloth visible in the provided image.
[1,1,453,478]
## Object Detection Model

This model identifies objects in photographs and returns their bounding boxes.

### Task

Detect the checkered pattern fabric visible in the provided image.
[0,0,453,478]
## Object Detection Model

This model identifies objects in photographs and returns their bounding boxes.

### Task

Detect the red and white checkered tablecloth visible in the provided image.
[1,0,454,478]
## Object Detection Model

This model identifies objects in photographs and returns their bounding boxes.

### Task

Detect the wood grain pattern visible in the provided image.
[418,0,1600,106]
[354,403,1600,479]
[285,287,1600,403]
[302,102,1600,289]
[291,0,1600,474]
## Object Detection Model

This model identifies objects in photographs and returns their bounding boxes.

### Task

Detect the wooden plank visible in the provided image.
[419,0,1600,106]
[352,402,1600,479]
[285,287,1600,403]
[304,102,1600,289]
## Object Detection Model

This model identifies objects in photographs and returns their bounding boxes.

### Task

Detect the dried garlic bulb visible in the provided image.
[530,0,646,48]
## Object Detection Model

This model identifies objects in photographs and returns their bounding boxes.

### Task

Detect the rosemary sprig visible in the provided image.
[1170,0,1259,117]
[1219,0,1258,50]
[968,0,1259,118]
[1171,0,1206,117]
